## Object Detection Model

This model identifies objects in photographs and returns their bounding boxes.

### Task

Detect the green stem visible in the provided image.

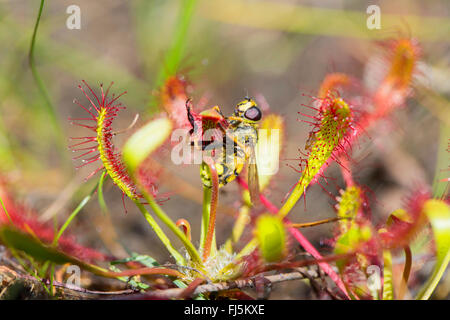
[154,0,198,86]
[133,200,186,266]
[278,182,305,219]
[138,187,202,265]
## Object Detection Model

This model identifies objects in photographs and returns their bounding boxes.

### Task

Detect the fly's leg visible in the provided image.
[212,105,226,118]
[186,98,197,136]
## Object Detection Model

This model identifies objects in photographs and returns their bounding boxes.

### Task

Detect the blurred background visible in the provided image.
[0,0,449,298]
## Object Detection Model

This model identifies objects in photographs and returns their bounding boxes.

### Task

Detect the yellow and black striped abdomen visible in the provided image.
[200,121,258,188]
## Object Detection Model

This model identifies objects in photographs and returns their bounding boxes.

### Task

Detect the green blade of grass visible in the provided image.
[155,0,198,85]
[29,0,66,154]
[149,0,198,109]
[97,171,109,215]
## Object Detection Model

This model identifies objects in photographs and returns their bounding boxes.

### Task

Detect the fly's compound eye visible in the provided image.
[244,106,262,121]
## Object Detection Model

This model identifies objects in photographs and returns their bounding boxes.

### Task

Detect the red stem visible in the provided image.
[398,246,412,299]
[178,278,205,299]
[102,267,184,278]
[203,160,219,261]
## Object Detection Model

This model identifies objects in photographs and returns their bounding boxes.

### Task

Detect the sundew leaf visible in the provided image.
[278,96,353,219]
[416,200,450,300]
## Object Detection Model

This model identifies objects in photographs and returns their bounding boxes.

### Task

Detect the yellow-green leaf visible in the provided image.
[255,214,287,263]
[123,117,173,174]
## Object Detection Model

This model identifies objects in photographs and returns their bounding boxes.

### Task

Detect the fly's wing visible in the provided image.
[247,145,260,206]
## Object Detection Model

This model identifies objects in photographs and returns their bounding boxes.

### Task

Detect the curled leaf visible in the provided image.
[123,117,173,174]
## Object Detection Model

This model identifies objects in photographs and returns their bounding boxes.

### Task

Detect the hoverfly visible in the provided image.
[186,97,262,204]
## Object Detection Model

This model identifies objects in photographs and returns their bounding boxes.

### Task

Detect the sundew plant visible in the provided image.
[0,1,449,300]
